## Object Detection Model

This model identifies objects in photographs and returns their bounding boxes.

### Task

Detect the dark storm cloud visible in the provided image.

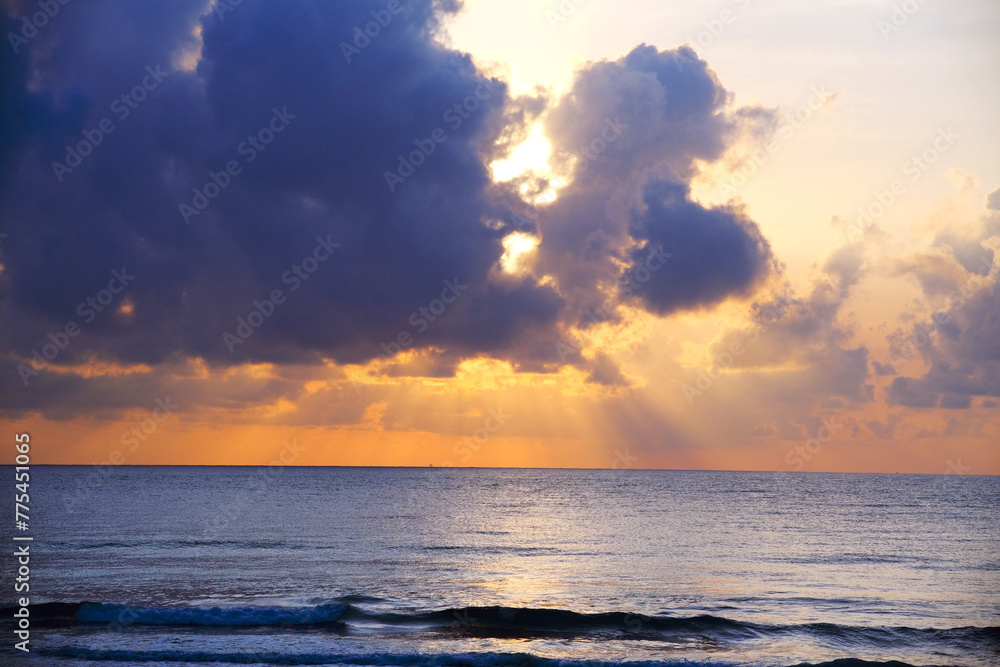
[535,44,777,323]
[0,352,373,424]
[1,8,787,417]
[624,178,774,315]
[0,0,563,387]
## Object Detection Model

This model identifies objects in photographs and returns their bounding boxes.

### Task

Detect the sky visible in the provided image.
[1,0,998,473]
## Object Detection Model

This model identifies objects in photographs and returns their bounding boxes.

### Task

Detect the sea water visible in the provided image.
[1,466,997,666]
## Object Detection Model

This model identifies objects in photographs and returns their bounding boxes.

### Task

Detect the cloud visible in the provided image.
[654,240,876,444]
[625,179,774,315]
[872,361,895,376]
[535,44,778,326]
[987,186,1000,211]
[708,243,865,372]
[895,252,972,298]
[933,233,994,277]
[866,414,901,439]
[884,182,999,409]
[545,44,735,183]
[0,0,564,381]
[888,276,1000,408]
[0,11,786,417]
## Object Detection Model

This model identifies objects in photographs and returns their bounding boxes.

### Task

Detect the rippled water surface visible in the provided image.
[2,466,997,666]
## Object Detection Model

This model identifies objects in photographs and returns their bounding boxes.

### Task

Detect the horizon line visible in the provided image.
[6,463,995,476]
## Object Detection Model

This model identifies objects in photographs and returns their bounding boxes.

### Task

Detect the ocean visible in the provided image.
[1,466,997,666]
